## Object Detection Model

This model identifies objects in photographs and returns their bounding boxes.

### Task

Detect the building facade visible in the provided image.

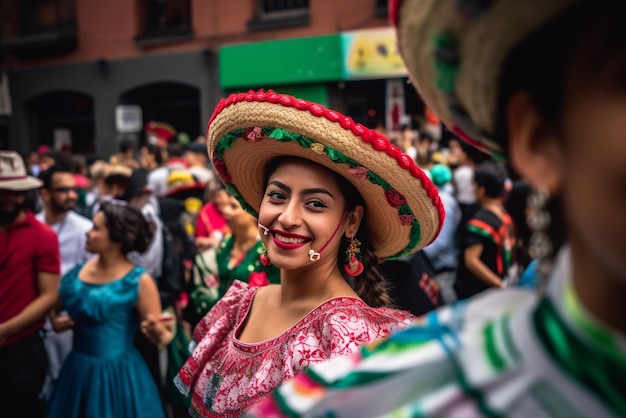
[0,0,424,158]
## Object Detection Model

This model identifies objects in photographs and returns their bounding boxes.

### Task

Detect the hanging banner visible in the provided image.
[342,27,408,80]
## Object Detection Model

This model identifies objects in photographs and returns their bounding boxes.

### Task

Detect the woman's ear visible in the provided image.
[507,91,563,194]
[346,205,365,237]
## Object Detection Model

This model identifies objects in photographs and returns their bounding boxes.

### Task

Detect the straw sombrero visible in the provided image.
[206,90,444,259]
[391,0,579,160]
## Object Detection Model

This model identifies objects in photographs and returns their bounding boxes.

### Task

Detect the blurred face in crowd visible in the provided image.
[0,189,27,225]
[85,211,115,254]
[448,139,462,159]
[221,195,256,231]
[39,155,55,171]
[140,147,156,170]
[27,151,39,167]
[211,189,230,216]
[41,172,78,215]
[184,151,206,167]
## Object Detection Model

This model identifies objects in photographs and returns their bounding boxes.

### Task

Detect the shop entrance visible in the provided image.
[120,82,200,144]
[25,91,95,154]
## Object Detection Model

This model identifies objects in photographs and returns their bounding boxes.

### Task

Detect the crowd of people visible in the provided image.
[1,0,624,416]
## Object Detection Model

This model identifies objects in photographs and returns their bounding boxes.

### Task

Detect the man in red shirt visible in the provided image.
[0,151,60,418]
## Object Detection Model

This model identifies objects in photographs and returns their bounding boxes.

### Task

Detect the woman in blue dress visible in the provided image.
[46,201,172,418]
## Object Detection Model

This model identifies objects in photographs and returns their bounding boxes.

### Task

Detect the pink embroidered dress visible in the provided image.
[175,280,415,417]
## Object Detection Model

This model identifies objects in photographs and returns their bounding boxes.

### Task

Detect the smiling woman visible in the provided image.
[173,90,444,417]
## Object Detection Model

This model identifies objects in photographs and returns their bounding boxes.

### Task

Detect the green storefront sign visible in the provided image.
[219,34,343,105]
[218,28,407,105]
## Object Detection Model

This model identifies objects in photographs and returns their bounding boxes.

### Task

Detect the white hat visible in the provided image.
[0,151,44,191]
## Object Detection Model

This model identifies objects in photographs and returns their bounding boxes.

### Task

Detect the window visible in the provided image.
[0,0,77,56]
[248,0,310,32]
[135,0,193,46]
[375,0,388,17]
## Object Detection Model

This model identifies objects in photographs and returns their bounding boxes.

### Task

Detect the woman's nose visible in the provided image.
[278,200,302,228]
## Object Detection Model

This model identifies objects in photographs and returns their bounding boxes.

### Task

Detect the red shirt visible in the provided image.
[195,202,229,238]
[0,211,60,345]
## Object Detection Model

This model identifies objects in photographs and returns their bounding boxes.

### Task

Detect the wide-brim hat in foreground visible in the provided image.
[391,0,577,160]
[206,90,444,259]
[0,150,43,191]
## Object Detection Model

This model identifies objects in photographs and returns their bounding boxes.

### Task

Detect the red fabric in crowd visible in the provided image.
[195,202,229,238]
[0,211,60,346]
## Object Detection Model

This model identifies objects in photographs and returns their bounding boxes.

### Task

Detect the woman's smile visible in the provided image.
[271,229,311,249]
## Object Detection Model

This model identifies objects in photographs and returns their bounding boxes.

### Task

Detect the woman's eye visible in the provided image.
[308,200,327,209]
[267,191,286,200]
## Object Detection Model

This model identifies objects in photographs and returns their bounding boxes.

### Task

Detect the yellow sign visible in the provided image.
[342,27,408,79]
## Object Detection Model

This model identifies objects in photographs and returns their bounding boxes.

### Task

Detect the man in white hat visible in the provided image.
[0,150,60,418]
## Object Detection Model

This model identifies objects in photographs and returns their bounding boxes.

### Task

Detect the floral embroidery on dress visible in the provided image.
[175,281,415,416]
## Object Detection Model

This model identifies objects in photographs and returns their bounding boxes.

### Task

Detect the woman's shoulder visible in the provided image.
[204,279,258,318]
[222,279,256,300]
[60,262,86,287]
[319,300,416,333]
[288,298,416,357]
[121,265,148,286]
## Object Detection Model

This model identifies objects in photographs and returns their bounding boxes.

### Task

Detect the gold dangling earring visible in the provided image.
[343,236,364,277]
[527,187,553,294]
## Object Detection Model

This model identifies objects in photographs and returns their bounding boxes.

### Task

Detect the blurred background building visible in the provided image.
[0,0,428,157]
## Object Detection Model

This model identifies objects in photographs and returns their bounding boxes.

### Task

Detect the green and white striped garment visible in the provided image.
[247,249,626,417]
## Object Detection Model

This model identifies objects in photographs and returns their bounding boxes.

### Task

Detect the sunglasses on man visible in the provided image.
[51,186,81,194]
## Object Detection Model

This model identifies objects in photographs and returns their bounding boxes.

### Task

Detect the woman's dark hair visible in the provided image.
[100,202,155,254]
[39,162,72,190]
[264,157,392,308]
[473,160,507,198]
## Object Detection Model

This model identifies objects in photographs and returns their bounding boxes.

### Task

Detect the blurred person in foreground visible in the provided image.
[0,151,60,418]
[248,1,626,417]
